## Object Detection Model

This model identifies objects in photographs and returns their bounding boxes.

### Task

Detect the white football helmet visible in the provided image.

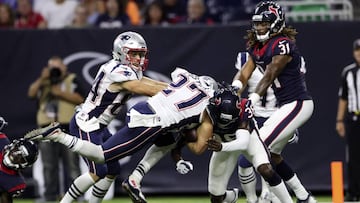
[112,31,148,71]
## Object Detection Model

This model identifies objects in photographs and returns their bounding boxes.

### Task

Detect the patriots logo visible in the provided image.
[118,70,132,77]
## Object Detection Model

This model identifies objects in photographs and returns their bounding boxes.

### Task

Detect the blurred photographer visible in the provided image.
[27,56,85,202]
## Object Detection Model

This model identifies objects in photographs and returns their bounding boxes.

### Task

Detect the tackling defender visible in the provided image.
[60,31,168,203]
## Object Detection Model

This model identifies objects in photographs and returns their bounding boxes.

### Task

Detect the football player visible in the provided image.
[58,31,168,203]
[186,85,294,203]
[24,68,218,200]
[0,116,39,203]
[232,1,316,203]
[234,51,280,203]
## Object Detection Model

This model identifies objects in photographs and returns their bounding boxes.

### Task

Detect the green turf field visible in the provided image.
[14,195,333,203]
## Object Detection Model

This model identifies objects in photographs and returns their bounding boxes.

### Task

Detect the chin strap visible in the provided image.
[256,31,270,42]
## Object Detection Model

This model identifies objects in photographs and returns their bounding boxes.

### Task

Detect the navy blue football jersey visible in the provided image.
[0,133,26,196]
[248,35,312,105]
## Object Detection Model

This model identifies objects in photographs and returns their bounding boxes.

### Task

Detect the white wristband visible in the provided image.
[248,93,260,104]
[231,80,243,89]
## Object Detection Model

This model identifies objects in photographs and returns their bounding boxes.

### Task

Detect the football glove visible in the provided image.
[176,160,193,174]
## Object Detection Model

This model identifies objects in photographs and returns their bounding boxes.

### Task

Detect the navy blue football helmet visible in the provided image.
[252,1,285,41]
[208,84,242,128]
[2,138,39,170]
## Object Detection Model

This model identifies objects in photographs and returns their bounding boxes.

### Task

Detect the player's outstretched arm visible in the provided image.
[187,111,213,155]
[110,79,166,97]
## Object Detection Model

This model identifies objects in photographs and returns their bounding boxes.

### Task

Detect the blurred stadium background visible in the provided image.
[1,0,360,202]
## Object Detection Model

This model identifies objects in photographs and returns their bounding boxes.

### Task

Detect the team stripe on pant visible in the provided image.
[264,101,303,146]
[103,127,162,162]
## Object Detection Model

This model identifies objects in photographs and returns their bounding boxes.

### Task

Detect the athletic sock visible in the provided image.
[275,160,309,200]
[57,132,105,163]
[260,176,270,196]
[269,180,293,203]
[129,144,173,185]
[238,166,257,202]
[286,174,309,200]
[60,173,95,203]
[89,176,115,203]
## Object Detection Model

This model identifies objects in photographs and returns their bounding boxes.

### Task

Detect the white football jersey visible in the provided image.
[147,68,215,128]
[235,52,277,117]
[80,59,143,125]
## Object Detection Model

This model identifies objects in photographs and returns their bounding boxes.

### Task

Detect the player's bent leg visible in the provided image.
[60,172,97,203]
[238,166,257,203]
[209,151,240,203]
[257,164,293,203]
[258,177,281,203]
[272,154,317,202]
[129,144,174,185]
[89,175,116,203]
[122,178,147,203]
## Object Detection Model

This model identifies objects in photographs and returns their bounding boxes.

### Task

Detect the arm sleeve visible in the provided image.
[221,129,250,151]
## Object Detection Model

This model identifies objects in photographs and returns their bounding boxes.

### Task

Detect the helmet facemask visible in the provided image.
[125,48,148,71]
[112,31,149,71]
[252,1,285,42]
[2,139,38,170]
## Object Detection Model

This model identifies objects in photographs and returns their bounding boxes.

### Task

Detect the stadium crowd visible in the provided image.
[1,0,358,29]
[0,0,262,29]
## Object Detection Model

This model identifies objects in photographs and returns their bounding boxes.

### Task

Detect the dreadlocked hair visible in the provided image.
[245,26,298,49]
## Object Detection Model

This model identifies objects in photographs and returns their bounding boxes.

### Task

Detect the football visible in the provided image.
[181,129,197,142]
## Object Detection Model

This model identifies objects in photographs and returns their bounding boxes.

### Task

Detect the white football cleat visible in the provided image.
[24,122,62,141]
[296,193,318,203]
[229,188,239,203]
[258,191,281,203]
[122,178,147,203]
